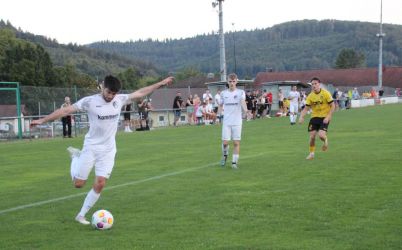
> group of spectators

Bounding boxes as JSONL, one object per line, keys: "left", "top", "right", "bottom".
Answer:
{"left": 122, "top": 98, "right": 153, "bottom": 132}
{"left": 173, "top": 90, "right": 221, "bottom": 126}
{"left": 331, "top": 87, "right": 388, "bottom": 111}
{"left": 245, "top": 90, "right": 273, "bottom": 120}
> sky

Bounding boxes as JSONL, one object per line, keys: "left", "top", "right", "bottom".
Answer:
{"left": 1, "top": 0, "right": 402, "bottom": 45}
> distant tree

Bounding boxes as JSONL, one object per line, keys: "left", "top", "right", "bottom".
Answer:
{"left": 117, "top": 67, "right": 141, "bottom": 90}
{"left": 174, "top": 67, "right": 203, "bottom": 81}
{"left": 335, "top": 48, "right": 366, "bottom": 69}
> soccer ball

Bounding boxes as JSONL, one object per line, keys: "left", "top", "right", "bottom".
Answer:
{"left": 91, "top": 209, "right": 114, "bottom": 230}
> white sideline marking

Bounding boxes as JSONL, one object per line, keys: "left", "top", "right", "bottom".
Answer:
{"left": 0, "top": 153, "right": 262, "bottom": 215}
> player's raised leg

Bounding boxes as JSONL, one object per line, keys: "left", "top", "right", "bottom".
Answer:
{"left": 67, "top": 146, "right": 81, "bottom": 181}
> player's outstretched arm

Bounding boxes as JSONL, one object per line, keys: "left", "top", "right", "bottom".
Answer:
{"left": 31, "top": 105, "right": 78, "bottom": 126}
{"left": 298, "top": 106, "right": 309, "bottom": 124}
{"left": 128, "top": 77, "right": 174, "bottom": 101}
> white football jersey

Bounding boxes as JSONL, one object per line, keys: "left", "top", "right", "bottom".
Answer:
{"left": 73, "top": 94, "right": 130, "bottom": 149}
{"left": 220, "top": 88, "right": 245, "bottom": 126}
{"left": 288, "top": 91, "right": 300, "bottom": 105}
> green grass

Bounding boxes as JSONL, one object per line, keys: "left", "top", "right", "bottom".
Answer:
{"left": 0, "top": 104, "right": 402, "bottom": 249}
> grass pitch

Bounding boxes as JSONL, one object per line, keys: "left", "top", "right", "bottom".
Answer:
{"left": 0, "top": 104, "right": 401, "bottom": 249}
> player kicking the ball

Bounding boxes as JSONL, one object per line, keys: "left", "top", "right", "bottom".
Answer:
{"left": 218, "top": 73, "right": 248, "bottom": 169}
{"left": 31, "top": 75, "right": 174, "bottom": 224}
{"left": 298, "top": 77, "right": 335, "bottom": 160}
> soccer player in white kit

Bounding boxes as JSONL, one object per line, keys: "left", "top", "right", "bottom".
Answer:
{"left": 288, "top": 85, "right": 300, "bottom": 125}
{"left": 218, "top": 73, "right": 248, "bottom": 169}
{"left": 31, "top": 75, "right": 174, "bottom": 225}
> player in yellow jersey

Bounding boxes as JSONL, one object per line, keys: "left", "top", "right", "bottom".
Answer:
{"left": 299, "top": 77, "right": 335, "bottom": 160}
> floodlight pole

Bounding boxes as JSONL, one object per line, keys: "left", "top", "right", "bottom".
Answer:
{"left": 213, "top": 0, "right": 227, "bottom": 82}
{"left": 232, "top": 23, "right": 237, "bottom": 74}
{"left": 376, "top": 0, "right": 385, "bottom": 89}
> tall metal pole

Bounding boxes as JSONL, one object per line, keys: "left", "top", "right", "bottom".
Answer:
{"left": 232, "top": 23, "right": 237, "bottom": 74}
{"left": 217, "top": 0, "right": 227, "bottom": 81}
{"left": 377, "top": 0, "right": 385, "bottom": 89}
{"left": 16, "top": 83, "right": 22, "bottom": 139}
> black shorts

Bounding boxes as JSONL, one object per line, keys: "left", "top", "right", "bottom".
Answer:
{"left": 279, "top": 101, "right": 284, "bottom": 108}
{"left": 308, "top": 117, "right": 330, "bottom": 132}
{"left": 124, "top": 112, "right": 131, "bottom": 120}
{"left": 139, "top": 111, "right": 148, "bottom": 120}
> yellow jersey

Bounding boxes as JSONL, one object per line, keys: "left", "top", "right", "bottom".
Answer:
{"left": 306, "top": 89, "right": 333, "bottom": 118}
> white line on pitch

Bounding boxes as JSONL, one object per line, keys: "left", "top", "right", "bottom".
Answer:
{"left": 0, "top": 153, "right": 262, "bottom": 215}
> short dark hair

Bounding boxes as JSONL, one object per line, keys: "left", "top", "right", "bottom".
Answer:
{"left": 310, "top": 77, "right": 321, "bottom": 83}
{"left": 103, "top": 75, "right": 121, "bottom": 92}
{"left": 228, "top": 73, "right": 238, "bottom": 81}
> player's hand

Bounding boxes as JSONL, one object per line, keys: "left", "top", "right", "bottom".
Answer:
{"left": 323, "top": 117, "right": 330, "bottom": 124}
{"left": 30, "top": 119, "right": 43, "bottom": 127}
{"left": 160, "top": 76, "right": 174, "bottom": 87}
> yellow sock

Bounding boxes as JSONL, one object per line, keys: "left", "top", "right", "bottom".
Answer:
{"left": 309, "top": 146, "right": 315, "bottom": 153}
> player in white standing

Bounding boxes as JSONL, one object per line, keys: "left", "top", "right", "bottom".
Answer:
{"left": 31, "top": 75, "right": 174, "bottom": 225}
{"left": 218, "top": 73, "right": 248, "bottom": 169}
{"left": 288, "top": 85, "right": 301, "bottom": 125}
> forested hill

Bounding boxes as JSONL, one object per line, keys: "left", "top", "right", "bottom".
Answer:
{"left": 89, "top": 20, "right": 402, "bottom": 79}
{"left": 0, "top": 20, "right": 160, "bottom": 87}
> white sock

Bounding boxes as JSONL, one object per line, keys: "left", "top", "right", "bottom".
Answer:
{"left": 78, "top": 189, "right": 100, "bottom": 217}
{"left": 70, "top": 156, "right": 79, "bottom": 181}
{"left": 293, "top": 114, "right": 297, "bottom": 123}
{"left": 290, "top": 114, "right": 293, "bottom": 123}
{"left": 222, "top": 144, "right": 229, "bottom": 156}
{"left": 232, "top": 154, "right": 239, "bottom": 163}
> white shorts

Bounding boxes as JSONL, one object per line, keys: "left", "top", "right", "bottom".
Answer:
{"left": 289, "top": 103, "right": 299, "bottom": 113}
{"left": 222, "top": 124, "right": 242, "bottom": 141}
{"left": 75, "top": 146, "right": 116, "bottom": 180}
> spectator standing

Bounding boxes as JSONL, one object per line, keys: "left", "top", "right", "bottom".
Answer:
{"left": 352, "top": 88, "right": 360, "bottom": 100}
{"left": 61, "top": 96, "right": 73, "bottom": 138}
{"left": 172, "top": 91, "right": 183, "bottom": 126}
{"left": 214, "top": 89, "right": 223, "bottom": 123}
{"left": 278, "top": 89, "right": 284, "bottom": 115}
{"left": 193, "top": 94, "right": 201, "bottom": 125}
{"left": 332, "top": 88, "right": 340, "bottom": 111}
{"left": 265, "top": 91, "right": 273, "bottom": 117}
{"left": 202, "top": 89, "right": 213, "bottom": 103}
{"left": 185, "top": 95, "right": 194, "bottom": 125}
{"left": 123, "top": 104, "right": 133, "bottom": 132}
{"left": 245, "top": 91, "right": 253, "bottom": 121}
{"left": 379, "top": 88, "right": 384, "bottom": 97}
{"left": 370, "top": 87, "right": 377, "bottom": 98}
{"left": 137, "top": 98, "right": 150, "bottom": 130}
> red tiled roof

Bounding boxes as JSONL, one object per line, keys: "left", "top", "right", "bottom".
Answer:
{"left": 254, "top": 67, "right": 402, "bottom": 88}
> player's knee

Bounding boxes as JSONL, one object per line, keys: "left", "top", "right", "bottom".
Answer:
{"left": 74, "top": 179, "right": 86, "bottom": 188}
{"left": 93, "top": 178, "right": 106, "bottom": 192}
{"left": 318, "top": 132, "right": 326, "bottom": 139}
